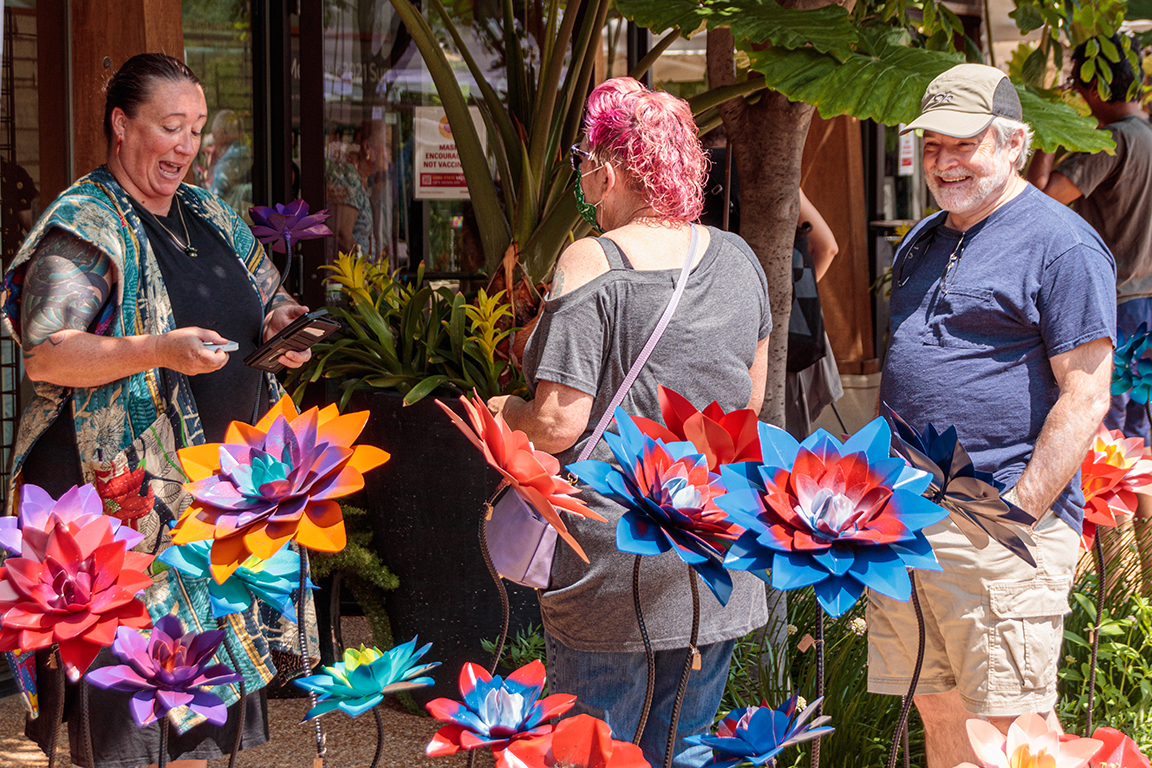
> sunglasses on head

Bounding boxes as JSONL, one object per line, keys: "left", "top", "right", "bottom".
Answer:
{"left": 569, "top": 144, "right": 594, "bottom": 171}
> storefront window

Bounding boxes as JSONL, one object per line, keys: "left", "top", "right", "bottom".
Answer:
{"left": 182, "top": 0, "right": 255, "bottom": 218}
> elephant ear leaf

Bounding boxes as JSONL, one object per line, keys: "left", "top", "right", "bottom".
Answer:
{"left": 615, "top": 0, "right": 856, "bottom": 55}
{"left": 1015, "top": 85, "right": 1115, "bottom": 154}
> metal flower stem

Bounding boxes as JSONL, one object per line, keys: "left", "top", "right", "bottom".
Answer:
{"left": 216, "top": 618, "right": 247, "bottom": 768}
{"left": 299, "top": 548, "right": 326, "bottom": 767}
{"left": 886, "top": 572, "right": 926, "bottom": 768}
{"left": 632, "top": 554, "right": 657, "bottom": 747}
{"left": 663, "top": 566, "right": 701, "bottom": 768}
{"left": 372, "top": 706, "right": 385, "bottom": 768}
{"left": 82, "top": 677, "right": 95, "bottom": 768}
{"left": 1087, "top": 534, "right": 1107, "bottom": 735}
{"left": 474, "top": 489, "right": 513, "bottom": 768}
{"left": 810, "top": 610, "right": 825, "bottom": 768}
{"left": 158, "top": 716, "right": 169, "bottom": 768}
{"left": 46, "top": 645, "right": 63, "bottom": 768}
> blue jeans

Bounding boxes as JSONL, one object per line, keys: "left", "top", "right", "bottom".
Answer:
{"left": 1106, "top": 297, "right": 1152, "bottom": 439}
{"left": 544, "top": 631, "right": 735, "bottom": 768}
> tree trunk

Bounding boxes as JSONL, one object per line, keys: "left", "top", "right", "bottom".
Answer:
{"left": 707, "top": 30, "right": 814, "bottom": 428}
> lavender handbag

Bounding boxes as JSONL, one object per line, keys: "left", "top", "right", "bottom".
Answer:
{"left": 483, "top": 226, "right": 701, "bottom": 589}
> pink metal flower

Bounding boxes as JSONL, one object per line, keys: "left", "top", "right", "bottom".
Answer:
{"left": 0, "top": 484, "right": 144, "bottom": 555}
{"left": 438, "top": 393, "right": 604, "bottom": 562}
{"left": 0, "top": 509, "right": 153, "bottom": 679}
{"left": 1080, "top": 425, "right": 1152, "bottom": 549}
{"left": 632, "top": 385, "right": 761, "bottom": 471}
{"left": 957, "top": 714, "right": 1102, "bottom": 768}
{"left": 1088, "top": 726, "right": 1151, "bottom": 768}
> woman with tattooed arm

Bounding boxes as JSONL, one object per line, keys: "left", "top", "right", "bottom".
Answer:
{"left": 1, "top": 54, "right": 308, "bottom": 768}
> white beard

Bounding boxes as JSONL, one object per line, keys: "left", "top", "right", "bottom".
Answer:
{"left": 927, "top": 153, "right": 1015, "bottom": 215}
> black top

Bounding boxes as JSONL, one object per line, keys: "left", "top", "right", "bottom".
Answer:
{"left": 130, "top": 194, "right": 268, "bottom": 442}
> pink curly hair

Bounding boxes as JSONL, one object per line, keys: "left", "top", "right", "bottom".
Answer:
{"left": 582, "top": 77, "right": 707, "bottom": 222}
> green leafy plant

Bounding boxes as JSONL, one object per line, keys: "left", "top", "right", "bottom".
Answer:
{"left": 288, "top": 251, "right": 528, "bottom": 406}
{"left": 1058, "top": 566, "right": 1152, "bottom": 750}
{"left": 480, "top": 622, "right": 548, "bottom": 675}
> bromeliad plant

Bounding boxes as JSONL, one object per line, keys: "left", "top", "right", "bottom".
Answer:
{"left": 289, "top": 253, "right": 528, "bottom": 406}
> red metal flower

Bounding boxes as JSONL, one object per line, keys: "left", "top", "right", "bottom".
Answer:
{"left": 438, "top": 393, "right": 604, "bottom": 561}
{"left": 1080, "top": 425, "right": 1152, "bottom": 549}
{"left": 632, "top": 385, "right": 761, "bottom": 471}
{"left": 0, "top": 512, "right": 153, "bottom": 678}
{"left": 502, "top": 714, "right": 651, "bottom": 768}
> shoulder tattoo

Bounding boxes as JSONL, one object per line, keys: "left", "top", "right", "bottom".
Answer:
{"left": 21, "top": 229, "right": 113, "bottom": 356}
{"left": 550, "top": 269, "right": 565, "bottom": 300}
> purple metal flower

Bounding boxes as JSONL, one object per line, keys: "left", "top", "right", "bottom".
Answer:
{"left": 0, "top": 484, "right": 144, "bottom": 556}
{"left": 85, "top": 615, "right": 243, "bottom": 728}
{"left": 248, "top": 199, "right": 332, "bottom": 254}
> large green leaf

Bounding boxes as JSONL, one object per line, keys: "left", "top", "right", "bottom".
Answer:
{"left": 1016, "top": 86, "right": 1115, "bottom": 153}
{"left": 745, "top": 30, "right": 961, "bottom": 124}
{"left": 615, "top": 0, "right": 856, "bottom": 55}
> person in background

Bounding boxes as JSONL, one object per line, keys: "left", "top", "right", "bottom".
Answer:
{"left": 2, "top": 158, "right": 39, "bottom": 268}
{"left": 3, "top": 52, "right": 311, "bottom": 768}
{"left": 207, "top": 109, "right": 252, "bottom": 215}
{"left": 1028, "top": 36, "right": 1152, "bottom": 594}
{"left": 869, "top": 63, "right": 1113, "bottom": 768}
{"left": 488, "top": 77, "right": 770, "bottom": 768}
{"left": 326, "top": 138, "right": 373, "bottom": 257}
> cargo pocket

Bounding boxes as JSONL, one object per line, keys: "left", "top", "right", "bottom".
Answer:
{"left": 986, "top": 578, "right": 1071, "bottom": 692}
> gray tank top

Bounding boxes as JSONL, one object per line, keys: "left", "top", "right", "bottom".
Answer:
{"left": 521, "top": 226, "right": 772, "bottom": 652}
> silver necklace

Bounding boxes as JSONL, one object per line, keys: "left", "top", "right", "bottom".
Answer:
{"left": 145, "top": 196, "right": 198, "bottom": 257}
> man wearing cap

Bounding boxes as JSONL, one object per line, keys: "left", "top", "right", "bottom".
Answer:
{"left": 868, "top": 63, "right": 1115, "bottom": 767}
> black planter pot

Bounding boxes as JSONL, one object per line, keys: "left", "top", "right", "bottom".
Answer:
{"left": 348, "top": 389, "right": 542, "bottom": 703}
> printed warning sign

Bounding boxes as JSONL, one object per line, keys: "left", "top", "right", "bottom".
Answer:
{"left": 414, "top": 106, "right": 486, "bottom": 200}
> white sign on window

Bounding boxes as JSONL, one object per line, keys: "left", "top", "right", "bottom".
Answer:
{"left": 897, "top": 124, "right": 916, "bottom": 177}
{"left": 414, "top": 107, "right": 486, "bottom": 200}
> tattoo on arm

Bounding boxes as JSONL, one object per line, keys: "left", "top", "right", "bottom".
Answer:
{"left": 252, "top": 251, "right": 285, "bottom": 305}
{"left": 268, "top": 290, "right": 297, "bottom": 312}
{"left": 21, "top": 229, "right": 113, "bottom": 357}
{"left": 550, "top": 269, "right": 565, "bottom": 299}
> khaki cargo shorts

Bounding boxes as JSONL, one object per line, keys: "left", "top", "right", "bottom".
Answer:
{"left": 866, "top": 496, "right": 1080, "bottom": 717}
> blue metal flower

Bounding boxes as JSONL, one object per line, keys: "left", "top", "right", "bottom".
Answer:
{"left": 293, "top": 637, "right": 439, "bottom": 720}
{"left": 1112, "top": 323, "right": 1152, "bottom": 403}
{"left": 567, "top": 408, "right": 741, "bottom": 606}
{"left": 157, "top": 540, "right": 310, "bottom": 620}
{"left": 718, "top": 417, "right": 948, "bottom": 617}
{"left": 685, "top": 694, "right": 833, "bottom": 768}
{"left": 425, "top": 659, "right": 575, "bottom": 756}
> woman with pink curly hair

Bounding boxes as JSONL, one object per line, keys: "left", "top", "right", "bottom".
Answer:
{"left": 488, "top": 77, "right": 772, "bottom": 768}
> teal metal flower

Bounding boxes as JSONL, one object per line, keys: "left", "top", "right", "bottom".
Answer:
{"left": 293, "top": 637, "right": 439, "bottom": 719}
{"left": 1112, "top": 323, "right": 1152, "bottom": 403}
{"left": 157, "top": 540, "right": 310, "bottom": 619}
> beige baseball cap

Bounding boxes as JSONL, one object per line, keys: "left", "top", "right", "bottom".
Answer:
{"left": 901, "top": 64, "right": 1024, "bottom": 138}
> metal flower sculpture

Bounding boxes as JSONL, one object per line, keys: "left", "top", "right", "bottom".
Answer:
{"left": 503, "top": 714, "right": 651, "bottom": 768}
{"left": 293, "top": 637, "right": 440, "bottom": 720}
{"left": 438, "top": 393, "right": 604, "bottom": 561}
{"left": 425, "top": 659, "right": 576, "bottom": 758}
{"left": 85, "top": 615, "right": 242, "bottom": 728}
{"left": 158, "top": 540, "right": 309, "bottom": 619}
{"left": 957, "top": 714, "right": 1102, "bottom": 768}
{"left": 0, "top": 483, "right": 144, "bottom": 555}
{"left": 567, "top": 407, "right": 741, "bottom": 605}
{"left": 171, "top": 395, "right": 391, "bottom": 583}
{"left": 886, "top": 407, "right": 1037, "bottom": 566}
{"left": 1080, "top": 425, "right": 1152, "bottom": 549}
{"left": 248, "top": 199, "right": 332, "bottom": 254}
{"left": 632, "top": 385, "right": 761, "bottom": 471}
{"left": 1088, "top": 726, "right": 1152, "bottom": 768}
{"left": 684, "top": 694, "right": 833, "bottom": 768}
{"left": 718, "top": 417, "right": 948, "bottom": 617}
{"left": 0, "top": 509, "right": 153, "bottom": 678}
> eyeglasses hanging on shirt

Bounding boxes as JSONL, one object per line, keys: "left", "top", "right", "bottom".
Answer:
{"left": 893, "top": 213, "right": 980, "bottom": 295}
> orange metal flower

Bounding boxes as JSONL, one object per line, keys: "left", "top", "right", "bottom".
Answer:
{"left": 437, "top": 394, "right": 604, "bottom": 562}
{"left": 172, "top": 395, "right": 391, "bottom": 583}
{"left": 632, "top": 385, "right": 761, "bottom": 472}
{"left": 1080, "top": 425, "right": 1152, "bottom": 549}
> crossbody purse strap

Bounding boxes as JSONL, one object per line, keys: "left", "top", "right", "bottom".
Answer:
{"left": 575, "top": 224, "right": 700, "bottom": 463}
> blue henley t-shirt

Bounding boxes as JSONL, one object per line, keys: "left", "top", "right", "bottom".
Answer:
{"left": 880, "top": 184, "right": 1116, "bottom": 533}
